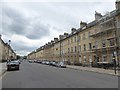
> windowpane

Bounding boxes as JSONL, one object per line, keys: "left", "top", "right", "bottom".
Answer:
{"left": 89, "top": 43, "right": 92, "bottom": 50}
{"left": 102, "top": 40, "right": 106, "bottom": 47}
{"left": 84, "top": 44, "right": 86, "bottom": 51}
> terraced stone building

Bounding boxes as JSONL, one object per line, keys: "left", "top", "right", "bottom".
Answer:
{"left": 0, "top": 35, "right": 17, "bottom": 62}
{"left": 27, "top": 1, "right": 120, "bottom": 66}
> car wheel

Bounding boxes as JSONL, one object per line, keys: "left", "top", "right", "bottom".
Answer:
{"left": 7, "top": 68, "right": 10, "bottom": 71}
{"left": 17, "top": 67, "right": 19, "bottom": 70}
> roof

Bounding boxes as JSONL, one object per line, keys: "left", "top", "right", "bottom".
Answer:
{"left": 28, "top": 8, "right": 120, "bottom": 55}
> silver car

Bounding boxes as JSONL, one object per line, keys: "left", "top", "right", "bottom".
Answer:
{"left": 7, "top": 60, "right": 20, "bottom": 71}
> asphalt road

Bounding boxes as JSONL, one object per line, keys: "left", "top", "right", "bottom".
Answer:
{"left": 2, "top": 60, "right": 118, "bottom": 88}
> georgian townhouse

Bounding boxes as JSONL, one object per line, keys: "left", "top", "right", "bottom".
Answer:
{"left": 27, "top": 1, "right": 120, "bottom": 66}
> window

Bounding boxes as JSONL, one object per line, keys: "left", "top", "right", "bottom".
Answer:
{"left": 109, "top": 39, "right": 115, "bottom": 46}
{"left": 89, "top": 55, "right": 92, "bottom": 63}
{"left": 83, "top": 33, "right": 86, "bottom": 40}
{"left": 71, "top": 38, "right": 73, "bottom": 43}
{"left": 102, "top": 55, "right": 107, "bottom": 62}
{"left": 68, "top": 48, "right": 70, "bottom": 53}
{"left": 95, "top": 41, "right": 98, "bottom": 49}
{"left": 88, "top": 32, "right": 91, "bottom": 39}
{"left": 84, "top": 56, "right": 86, "bottom": 62}
{"left": 119, "top": 36, "right": 120, "bottom": 44}
{"left": 71, "top": 47, "right": 73, "bottom": 53}
{"left": 74, "top": 46, "right": 77, "bottom": 52}
{"left": 68, "top": 39, "right": 70, "bottom": 44}
{"left": 102, "top": 40, "right": 106, "bottom": 47}
{"left": 74, "top": 36, "right": 76, "bottom": 42}
{"left": 78, "top": 45, "right": 81, "bottom": 52}
{"left": 83, "top": 44, "right": 86, "bottom": 51}
{"left": 79, "top": 56, "right": 82, "bottom": 63}
{"left": 89, "top": 43, "right": 92, "bottom": 50}
{"left": 78, "top": 35, "right": 81, "bottom": 41}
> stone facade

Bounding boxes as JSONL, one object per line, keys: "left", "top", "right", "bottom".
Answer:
{"left": 27, "top": 1, "right": 120, "bottom": 66}
{"left": 0, "top": 35, "right": 17, "bottom": 62}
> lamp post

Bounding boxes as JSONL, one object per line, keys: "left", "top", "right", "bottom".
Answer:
{"left": 8, "top": 40, "right": 11, "bottom": 60}
{"left": 35, "top": 50, "right": 36, "bottom": 60}
{"left": 13, "top": 50, "right": 16, "bottom": 60}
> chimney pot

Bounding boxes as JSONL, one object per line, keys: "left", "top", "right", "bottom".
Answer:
{"left": 71, "top": 28, "right": 77, "bottom": 34}
{"left": 80, "top": 21, "right": 87, "bottom": 28}
{"left": 116, "top": 0, "right": 120, "bottom": 10}
{"left": 54, "top": 38, "right": 58, "bottom": 42}
{"left": 95, "top": 11, "right": 102, "bottom": 20}
{"left": 64, "top": 33, "right": 69, "bottom": 37}
{"left": 59, "top": 35, "right": 64, "bottom": 40}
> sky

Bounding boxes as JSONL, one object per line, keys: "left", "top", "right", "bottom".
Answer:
{"left": 0, "top": 0, "right": 116, "bottom": 56}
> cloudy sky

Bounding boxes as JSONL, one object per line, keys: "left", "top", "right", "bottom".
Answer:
{"left": 0, "top": 0, "right": 116, "bottom": 56}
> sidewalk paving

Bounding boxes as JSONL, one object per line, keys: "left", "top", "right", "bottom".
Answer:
{"left": 0, "top": 62, "right": 7, "bottom": 90}
{"left": 67, "top": 65, "right": 119, "bottom": 76}
{"left": 0, "top": 62, "right": 7, "bottom": 77}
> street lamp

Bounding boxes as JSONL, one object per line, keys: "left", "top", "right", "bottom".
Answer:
{"left": 8, "top": 40, "right": 11, "bottom": 45}
{"left": 8, "top": 40, "right": 11, "bottom": 60}
{"left": 13, "top": 50, "right": 16, "bottom": 60}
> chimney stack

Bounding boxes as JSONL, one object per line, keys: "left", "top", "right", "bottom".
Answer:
{"left": 54, "top": 38, "right": 58, "bottom": 42}
{"left": 51, "top": 40, "right": 54, "bottom": 43}
{"left": 64, "top": 33, "right": 69, "bottom": 37}
{"left": 95, "top": 11, "right": 102, "bottom": 20}
{"left": 71, "top": 28, "right": 77, "bottom": 34}
{"left": 80, "top": 21, "right": 87, "bottom": 28}
{"left": 116, "top": 0, "right": 120, "bottom": 10}
{"left": 59, "top": 35, "right": 64, "bottom": 40}
{"left": 48, "top": 42, "right": 51, "bottom": 45}
{"left": 45, "top": 43, "right": 48, "bottom": 46}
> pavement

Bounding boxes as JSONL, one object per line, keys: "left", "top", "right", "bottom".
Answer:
{"left": 67, "top": 65, "right": 119, "bottom": 76}
{"left": 0, "top": 62, "right": 7, "bottom": 77}
{"left": 2, "top": 61, "right": 118, "bottom": 88}
{"left": 0, "top": 62, "right": 7, "bottom": 90}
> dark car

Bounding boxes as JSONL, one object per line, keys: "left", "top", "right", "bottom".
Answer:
{"left": 36, "top": 60, "right": 42, "bottom": 63}
{"left": 7, "top": 60, "right": 20, "bottom": 71}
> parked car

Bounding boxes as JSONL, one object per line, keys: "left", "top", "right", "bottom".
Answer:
{"left": 41, "top": 61, "right": 46, "bottom": 64}
{"left": 7, "top": 60, "right": 20, "bottom": 71}
{"left": 45, "top": 61, "right": 50, "bottom": 65}
{"left": 29, "top": 60, "right": 34, "bottom": 63}
{"left": 50, "top": 61, "right": 57, "bottom": 66}
{"left": 16, "top": 60, "right": 21, "bottom": 64}
{"left": 57, "top": 61, "right": 66, "bottom": 68}
{"left": 34, "top": 60, "right": 37, "bottom": 63}
{"left": 36, "top": 60, "right": 42, "bottom": 63}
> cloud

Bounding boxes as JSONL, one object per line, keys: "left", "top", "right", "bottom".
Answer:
{"left": 25, "top": 18, "right": 50, "bottom": 39}
{"left": 2, "top": 6, "right": 28, "bottom": 35}
{"left": 13, "top": 42, "right": 37, "bottom": 51}
{"left": 1, "top": 0, "right": 116, "bottom": 56}
{"left": 12, "top": 34, "right": 51, "bottom": 55}
{"left": 2, "top": 4, "right": 50, "bottom": 39}
{"left": 1, "top": 0, "right": 116, "bottom": 3}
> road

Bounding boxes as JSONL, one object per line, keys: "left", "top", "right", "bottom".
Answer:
{"left": 2, "top": 60, "right": 118, "bottom": 88}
